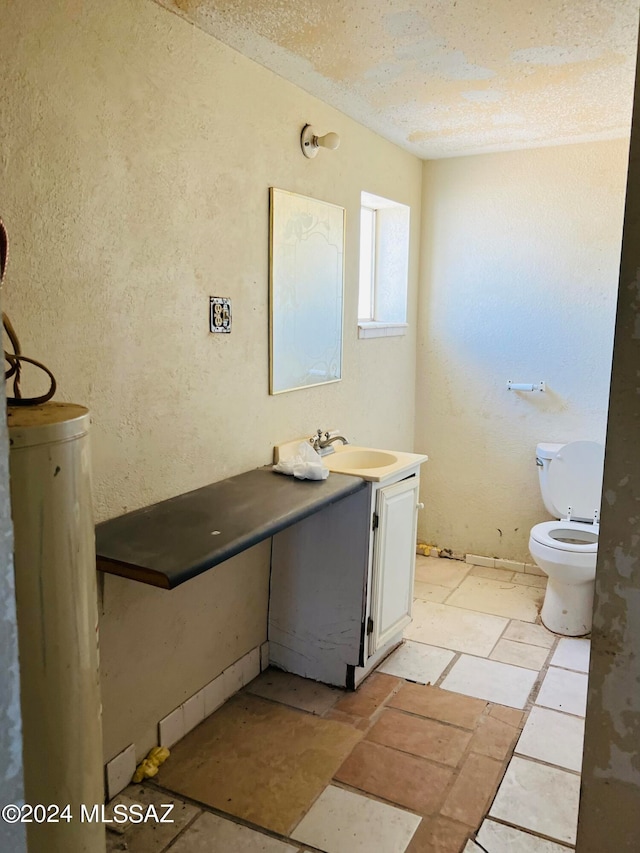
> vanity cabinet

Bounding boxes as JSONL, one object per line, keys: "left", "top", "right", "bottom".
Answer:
{"left": 269, "top": 465, "right": 422, "bottom": 688}
{"left": 370, "top": 476, "right": 420, "bottom": 655}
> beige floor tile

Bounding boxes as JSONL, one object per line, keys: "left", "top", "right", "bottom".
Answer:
{"left": 550, "top": 637, "right": 591, "bottom": 673}
{"left": 535, "top": 667, "right": 588, "bottom": 717}
{"left": 477, "top": 819, "right": 570, "bottom": 852}
{"left": 406, "top": 816, "right": 471, "bottom": 853}
{"left": 441, "top": 655, "right": 538, "bottom": 709}
{"left": 489, "top": 757, "right": 580, "bottom": 845}
{"left": 515, "top": 706, "right": 585, "bottom": 772}
{"left": 105, "top": 785, "right": 199, "bottom": 852}
{"left": 414, "top": 580, "right": 451, "bottom": 603}
{"left": 334, "top": 739, "right": 453, "bottom": 815}
{"left": 469, "top": 714, "right": 520, "bottom": 761}
{"left": 440, "top": 753, "right": 504, "bottom": 827}
{"left": 169, "top": 811, "right": 299, "bottom": 852}
{"left": 367, "top": 708, "right": 472, "bottom": 767}
{"left": 377, "top": 640, "right": 455, "bottom": 685}
{"left": 489, "top": 705, "right": 524, "bottom": 727}
{"left": 322, "top": 708, "right": 371, "bottom": 732}
{"left": 503, "top": 620, "right": 555, "bottom": 648}
{"left": 468, "top": 566, "right": 514, "bottom": 581}
{"left": 489, "top": 639, "right": 550, "bottom": 671}
{"left": 245, "top": 668, "right": 340, "bottom": 715}
{"left": 291, "top": 785, "right": 421, "bottom": 853}
{"left": 405, "top": 600, "right": 508, "bottom": 657}
{"left": 157, "top": 694, "right": 361, "bottom": 836}
{"left": 389, "top": 684, "right": 487, "bottom": 730}
{"left": 415, "top": 556, "right": 471, "bottom": 589}
{"left": 332, "top": 672, "right": 401, "bottom": 719}
{"left": 510, "top": 573, "right": 547, "bottom": 589}
{"left": 446, "top": 577, "right": 544, "bottom": 623}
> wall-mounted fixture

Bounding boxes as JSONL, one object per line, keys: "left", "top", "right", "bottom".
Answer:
{"left": 301, "top": 124, "right": 340, "bottom": 158}
{"left": 210, "top": 296, "right": 231, "bottom": 334}
{"left": 507, "top": 380, "right": 546, "bottom": 392}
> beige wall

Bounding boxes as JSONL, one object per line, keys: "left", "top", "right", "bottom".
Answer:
{"left": 0, "top": 0, "right": 422, "bottom": 760}
{"left": 416, "top": 141, "right": 628, "bottom": 562}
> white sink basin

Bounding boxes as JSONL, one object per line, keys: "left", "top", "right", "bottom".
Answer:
{"left": 324, "top": 444, "right": 428, "bottom": 482}
{"left": 326, "top": 449, "right": 398, "bottom": 470}
{"left": 273, "top": 438, "right": 428, "bottom": 483}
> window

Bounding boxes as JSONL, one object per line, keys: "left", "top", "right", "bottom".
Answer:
{"left": 358, "top": 191, "right": 410, "bottom": 338}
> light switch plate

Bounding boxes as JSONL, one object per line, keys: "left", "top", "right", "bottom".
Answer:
{"left": 210, "top": 297, "right": 231, "bottom": 333}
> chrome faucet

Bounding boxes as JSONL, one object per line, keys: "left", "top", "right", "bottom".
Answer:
{"left": 310, "top": 429, "right": 350, "bottom": 456}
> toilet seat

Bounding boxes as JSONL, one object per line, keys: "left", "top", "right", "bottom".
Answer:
{"left": 530, "top": 520, "right": 598, "bottom": 553}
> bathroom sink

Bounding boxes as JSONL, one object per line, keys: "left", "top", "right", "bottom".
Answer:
{"left": 324, "top": 444, "right": 428, "bottom": 482}
{"left": 273, "top": 438, "right": 428, "bottom": 483}
{"left": 327, "top": 449, "right": 398, "bottom": 470}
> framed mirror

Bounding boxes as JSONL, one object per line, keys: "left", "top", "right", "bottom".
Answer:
{"left": 269, "top": 188, "right": 345, "bottom": 394}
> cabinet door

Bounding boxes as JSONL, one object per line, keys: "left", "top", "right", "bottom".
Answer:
{"left": 370, "top": 477, "right": 420, "bottom": 654}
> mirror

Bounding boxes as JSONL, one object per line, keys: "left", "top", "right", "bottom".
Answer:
{"left": 269, "top": 188, "right": 345, "bottom": 394}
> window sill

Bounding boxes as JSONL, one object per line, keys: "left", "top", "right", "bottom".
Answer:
{"left": 358, "top": 322, "right": 408, "bottom": 339}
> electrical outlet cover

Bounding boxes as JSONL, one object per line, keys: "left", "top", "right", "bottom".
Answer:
{"left": 210, "top": 297, "right": 231, "bottom": 333}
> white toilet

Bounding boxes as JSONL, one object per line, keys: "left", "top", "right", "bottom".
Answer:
{"left": 529, "top": 440, "right": 604, "bottom": 636}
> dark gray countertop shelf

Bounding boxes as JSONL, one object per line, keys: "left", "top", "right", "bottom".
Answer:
{"left": 95, "top": 466, "right": 367, "bottom": 589}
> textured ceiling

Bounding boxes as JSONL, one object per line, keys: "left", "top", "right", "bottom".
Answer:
{"left": 154, "top": 0, "right": 639, "bottom": 158}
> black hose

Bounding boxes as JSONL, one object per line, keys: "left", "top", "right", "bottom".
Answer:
{"left": 0, "top": 217, "right": 57, "bottom": 406}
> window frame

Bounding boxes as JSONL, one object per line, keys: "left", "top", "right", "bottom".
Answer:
{"left": 357, "top": 192, "right": 410, "bottom": 339}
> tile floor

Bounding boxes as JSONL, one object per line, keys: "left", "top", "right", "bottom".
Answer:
{"left": 107, "top": 556, "right": 590, "bottom": 853}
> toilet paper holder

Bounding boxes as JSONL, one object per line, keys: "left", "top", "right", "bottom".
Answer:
{"left": 507, "top": 380, "right": 546, "bottom": 392}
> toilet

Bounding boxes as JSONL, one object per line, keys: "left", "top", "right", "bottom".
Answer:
{"left": 529, "top": 440, "right": 604, "bottom": 636}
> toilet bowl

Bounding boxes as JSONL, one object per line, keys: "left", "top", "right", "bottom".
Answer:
{"left": 529, "top": 441, "right": 604, "bottom": 636}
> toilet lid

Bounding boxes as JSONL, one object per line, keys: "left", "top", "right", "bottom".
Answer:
{"left": 548, "top": 440, "right": 605, "bottom": 522}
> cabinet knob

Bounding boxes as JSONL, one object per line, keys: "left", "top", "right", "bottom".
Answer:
{"left": 416, "top": 502, "right": 425, "bottom": 511}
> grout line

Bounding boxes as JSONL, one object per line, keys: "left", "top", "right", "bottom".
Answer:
{"left": 530, "top": 703, "right": 587, "bottom": 721}
{"left": 483, "top": 815, "right": 576, "bottom": 849}
{"left": 441, "top": 586, "right": 455, "bottom": 604}
{"left": 329, "top": 778, "right": 425, "bottom": 817}
{"left": 434, "top": 650, "right": 462, "bottom": 686}
{"left": 383, "top": 702, "right": 482, "bottom": 734}
{"left": 160, "top": 808, "right": 203, "bottom": 852}
{"left": 146, "top": 778, "right": 308, "bottom": 849}
{"left": 492, "top": 615, "right": 516, "bottom": 651}
{"left": 464, "top": 729, "right": 518, "bottom": 841}
{"left": 547, "top": 663, "right": 590, "bottom": 674}
{"left": 241, "top": 687, "right": 342, "bottom": 719}
{"left": 512, "top": 749, "right": 583, "bottom": 777}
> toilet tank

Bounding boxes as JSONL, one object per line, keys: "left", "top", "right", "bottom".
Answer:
{"left": 536, "top": 442, "right": 564, "bottom": 518}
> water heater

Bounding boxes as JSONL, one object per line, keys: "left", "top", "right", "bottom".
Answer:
{"left": 8, "top": 402, "right": 105, "bottom": 853}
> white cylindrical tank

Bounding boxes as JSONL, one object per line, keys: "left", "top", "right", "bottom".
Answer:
{"left": 8, "top": 403, "right": 105, "bottom": 853}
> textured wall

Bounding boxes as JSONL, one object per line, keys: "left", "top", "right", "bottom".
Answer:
{"left": 416, "top": 140, "right": 628, "bottom": 562}
{"left": 577, "top": 43, "right": 640, "bottom": 852}
{"left": 0, "top": 0, "right": 421, "bottom": 760}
